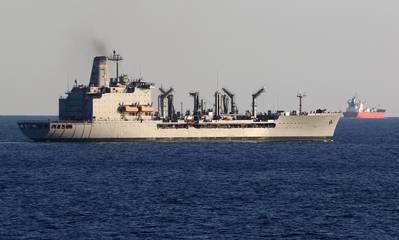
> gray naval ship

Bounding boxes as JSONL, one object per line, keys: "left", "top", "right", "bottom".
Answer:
{"left": 18, "top": 51, "right": 341, "bottom": 142}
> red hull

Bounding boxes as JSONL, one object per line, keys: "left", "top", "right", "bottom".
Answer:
{"left": 343, "top": 112, "right": 385, "bottom": 119}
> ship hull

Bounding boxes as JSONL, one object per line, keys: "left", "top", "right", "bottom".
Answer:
{"left": 18, "top": 114, "right": 341, "bottom": 142}
{"left": 343, "top": 112, "right": 384, "bottom": 119}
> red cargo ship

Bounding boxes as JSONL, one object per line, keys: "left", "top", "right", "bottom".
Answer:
{"left": 343, "top": 95, "right": 385, "bottom": 119}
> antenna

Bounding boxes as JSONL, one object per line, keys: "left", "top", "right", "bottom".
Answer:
{"left": 139, "top": 64, "right": 143, "bottom": 78}
{"left": 217, "top": 71, "right": 220, "bottom": 90}
{"left": 297, "top": 92, "right": 307, "bottom": 114}
{"left": 66, "top": 72, "right": 70, "bottom": 92}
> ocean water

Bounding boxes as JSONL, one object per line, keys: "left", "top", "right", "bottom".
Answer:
{"left": 0, "top": 116, "right": 399, "bottom": 239}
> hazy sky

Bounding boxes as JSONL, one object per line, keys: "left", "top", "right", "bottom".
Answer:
{"left": 1, "top": 0, "right": 398, "bottom": 116}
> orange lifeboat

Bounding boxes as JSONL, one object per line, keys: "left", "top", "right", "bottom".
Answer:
{"left": 122, "top": 106, "right": 139, "bottom": 113}
{"left": 139, "top": 106, "right": 155, "bottom": 113}
{"left": 187, "top": 120, "right": 195, "bottom": 126}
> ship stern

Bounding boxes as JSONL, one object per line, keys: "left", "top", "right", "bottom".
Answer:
{"left": 17, "top": 121, "right": 52, "bottom": 141}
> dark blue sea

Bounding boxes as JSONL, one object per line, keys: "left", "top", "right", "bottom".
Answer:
{"left": 0, "top": 116, "right": 399, "bottom": 239}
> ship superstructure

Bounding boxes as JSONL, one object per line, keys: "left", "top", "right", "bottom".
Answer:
{"left": 18, "top": 51, "right": 341, "bottom": 141}
{"left": 343, "top": 95, "right": 385, "bottom": 119}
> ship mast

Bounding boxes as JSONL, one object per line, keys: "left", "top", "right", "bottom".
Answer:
{"left": 297, "top": 92, "right": 306, "bottom": 115}
{"left": 108, "top": 50, "right": 123, "bottom": 80}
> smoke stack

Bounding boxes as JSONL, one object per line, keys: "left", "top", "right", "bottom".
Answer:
{"left": 89, "top": 56, "right": 108, "bottom": 87}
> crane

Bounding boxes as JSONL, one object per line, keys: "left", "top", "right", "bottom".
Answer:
{"left": 222, "top": 87, "right": 238, "bottom": 114}
{"left": 189, "top": 91, "right": 200, "bottom": 119}
{"left": 158, "top": 87, "right": 174, "bottom": 119}
{"left": 252, "top": 87, "right": 265, "bottom": 118}
{"left": 214, "top": 91, "right": 222, "bottom": 119}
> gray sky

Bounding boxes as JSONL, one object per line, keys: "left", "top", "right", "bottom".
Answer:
{"left": 1, "top": 0, "right": 398, "bottom": 116}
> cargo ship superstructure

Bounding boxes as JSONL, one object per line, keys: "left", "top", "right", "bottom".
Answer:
{"left": 18, "top": 51, "right": 341, "bottom": 142}
{"left": 343, "top": 95, "right": 385, "bottom": 119}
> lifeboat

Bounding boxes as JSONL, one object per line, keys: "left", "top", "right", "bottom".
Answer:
{"left": 139, "top": 106, "right": 155, "bottom": 113}
{"left": 122, "top": 106, "right": 139, "bottom": 113}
